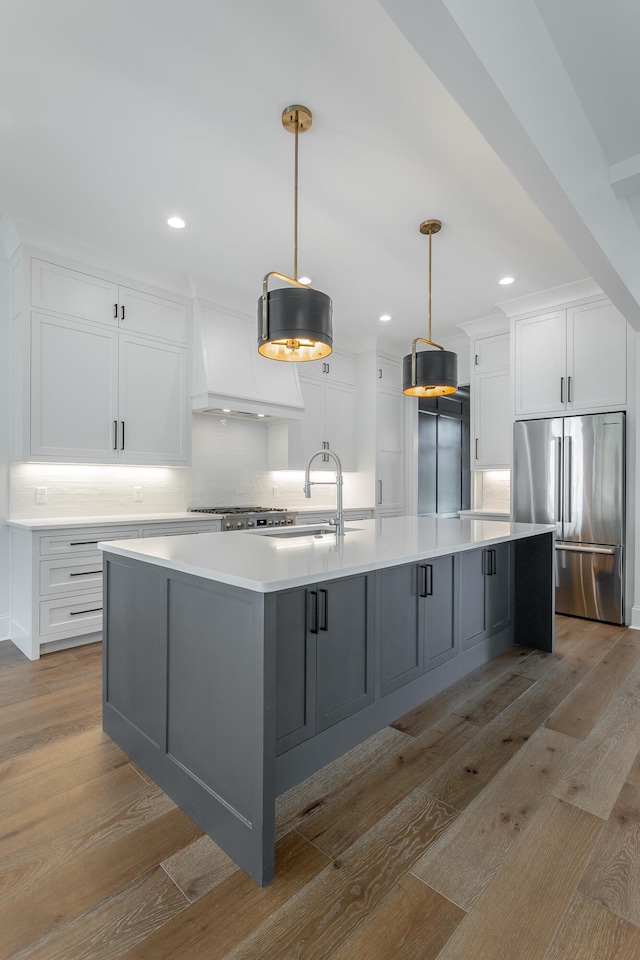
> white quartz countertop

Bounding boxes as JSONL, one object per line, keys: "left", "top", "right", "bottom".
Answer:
{"left": 6, "top": 512, "right": 222, "bottom": 531}
{"left": 99, "top": 516, "right": 555, "bottom": 594}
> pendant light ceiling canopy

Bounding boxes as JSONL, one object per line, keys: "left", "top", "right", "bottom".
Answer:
{"left": 403, "top": 219, "right": 458, "bottom": 397}
{"left": 257, "top": 105, "right": 333, "bottom": 362}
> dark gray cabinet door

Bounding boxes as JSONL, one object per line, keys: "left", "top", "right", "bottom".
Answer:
{"left": 460, "top": 543, "right": 512, "bottom": 649}
{"left": 274, "top": 588, "right": 316, "bottom": 755}
{"left": 315, "top": 574, "right": 374, "bottom": 733}
{"left": 378, "top": 563, "right": 422, "bottom": 696}
{"left": 459, "top": 547, "right": 487, "bottom": 649}
{"left": 422, "top": 554, "right": 457, "bottom": 668}
{"left": 486, "top": 541, "right": 512, "bottom": 636}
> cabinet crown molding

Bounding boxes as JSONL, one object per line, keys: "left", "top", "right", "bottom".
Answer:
{"left": 497, "top": 278, "right": 603, "bottom": 318}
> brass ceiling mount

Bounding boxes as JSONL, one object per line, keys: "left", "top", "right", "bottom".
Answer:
{"left": 419, "top": 218, "right": 442, "bottom": 236}
{"left": 282, "top": 105, "right": 313, "bottom": 133}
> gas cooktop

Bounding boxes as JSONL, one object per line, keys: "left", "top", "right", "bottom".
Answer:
{"left": 188, "top": 506, "right": 298, "bottom": 530}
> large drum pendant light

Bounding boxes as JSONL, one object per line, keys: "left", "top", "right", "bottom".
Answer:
{"left": 403, "top": 219, "right": 458, "bottom": 397}
{"left": 258, "top": 105, "right": 333, "bottom": 361}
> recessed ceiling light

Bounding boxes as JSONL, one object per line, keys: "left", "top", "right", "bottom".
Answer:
{"left": 297, "top": 276, "right": 312, "bottom": 285}
{"left": 222, "top": 408, "right": 231, "bottom": 413}
{"left": 167, "top": 216, "right": 189, "bottom": 229}
{"left": 257, "top": 413, "right": 266, "bottom": 418}
{"left": 379, "top": 314, "right": 392, "bottom": 322}
{"left": 499, "top": 276, "right": 515, "bottom": 285}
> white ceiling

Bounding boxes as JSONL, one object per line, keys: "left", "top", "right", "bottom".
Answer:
{"left": 1, "top": 0, "right": 636, "bottom": 352}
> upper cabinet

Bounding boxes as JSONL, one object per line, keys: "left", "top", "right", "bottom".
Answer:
{"left": 267, "top": 352, "right": 356, "bottom": 471}
{"left": 13, "top": 252, "right": 190, "bottom": 465}
{"left": 471, "top": 332, "right": 511, "bottom": 469}
{"left": 513, "top": 299, "right": 627, "bottom": 418}
{"left": 355, "top": 350, "right": 404, "bottom": 516}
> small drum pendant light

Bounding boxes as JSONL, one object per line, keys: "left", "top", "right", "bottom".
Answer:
{"left": 403, "top": 219, "right": 458, "bottom": 397}
{"left": 258, "top": 105, "right": 333, "bottom": 361}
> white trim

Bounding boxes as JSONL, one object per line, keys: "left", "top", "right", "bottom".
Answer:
{"left": 496, "top": 278, "right": 603, "bottom": 318}
{"left": 630, "top": 606, "right": 640, "bottom": 630}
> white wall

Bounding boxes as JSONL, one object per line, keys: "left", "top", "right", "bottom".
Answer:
{"left": 10, "top": 413, "right": 367, "bottom": 519}
{"left": 0, "top": 257, "right": 10, "bottom": 638}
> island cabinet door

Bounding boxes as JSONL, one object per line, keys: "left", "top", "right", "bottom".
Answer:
{"left": 274, "top": 587, "right": 316, "bottom": 756}
{"left": 377, "top": 563, "right": 422, "bottom": 697}
{"left": 485, "top": 541, "right": 512, "bottom": 636}
{"left": 460, "top": 543, "right": 513, "bottom": 650}
{"left": 314, "top": 574, "right": 374, "bottom": 733}
{"left": 421, "top": 554, "right": 458, "bottom": 669}
{"left": 459, "top": 547, "right": 487, "bottom": 650}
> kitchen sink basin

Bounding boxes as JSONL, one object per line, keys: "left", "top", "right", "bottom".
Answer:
{"left": 248, "top": 525, "right": 361, "bottom": 539}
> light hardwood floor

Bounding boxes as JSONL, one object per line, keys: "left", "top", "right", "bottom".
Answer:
{"left": 1, "top": 616, "right": 639, "bottom": 959}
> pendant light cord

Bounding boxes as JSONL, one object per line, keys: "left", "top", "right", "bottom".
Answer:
{"left": 293, "top": 109, "right": 299, "bottom": 282}
{"left": 427, "top": 226, "right": 432, "bottom": 343}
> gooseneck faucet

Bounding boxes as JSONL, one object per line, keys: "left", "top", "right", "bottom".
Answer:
{"left": 304, "top": 448, "right": 344, "bottom": 537}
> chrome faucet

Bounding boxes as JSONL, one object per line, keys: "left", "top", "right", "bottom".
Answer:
{"left": 304, "top": 448, "right": 344, "bottom": 537}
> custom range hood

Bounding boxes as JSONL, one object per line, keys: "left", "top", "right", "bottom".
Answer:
{"left": 191, "top": 298, "right": 305, "bottom": 420}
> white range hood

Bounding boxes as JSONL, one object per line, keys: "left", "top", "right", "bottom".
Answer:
{"left": 191, "top": 298, "right": 305, "bottom": 420}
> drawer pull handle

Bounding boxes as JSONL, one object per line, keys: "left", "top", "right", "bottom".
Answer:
{"left": 69, "top": 607, "right": 103, "bottom": 616}
{"left": 69, "top": 541, "right": 99, "bottom": 546}
{"left": 69, "top": 570, "right": 102, "bottom": 577}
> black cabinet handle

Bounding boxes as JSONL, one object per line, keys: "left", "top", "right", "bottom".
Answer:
{"left": 309, "top": 591, "right": 319, "bottom": 634}
{"left": 121, "top": 421, "right": 125, "bottom": 451}
{"left": 69, "top": 540, "right": 99, "bottom": 546}
{"left": 419, "top": 565, "right": 428, "bottom": 598}
{"left": 426, "top": 564, "right": 433, "bottom": 596}
{"left": 319, "top": 589, "right": 328, "bottom": 631}
{"left": 560, "top": 377, "right": 565, "bottom": 404}
{"left": 568, "top": 375, "right": 572, "bottom": 403}
{"left": 121, "top": 304, "right": 125, "bottom": 321}
{"left": 113, "top": 420, "right": 118, "bottom": 450}
{"left": 114, "top": 303, "right": 118, "bottom": 319}
{"left": 69, "top": 607, "right": 103, "bottom": 616}
{"left": 485, "top": 548, "right": 496, "bottom": 576}
{"left": 69, "top": 570, "right": 102, "bottom": 577}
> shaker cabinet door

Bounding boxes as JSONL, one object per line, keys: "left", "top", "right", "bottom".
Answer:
{"left": 118, "top": 334, "right": 189, "bottom": 464}
{"left": 30, "top": 312, "right": 119, "bottom": 460}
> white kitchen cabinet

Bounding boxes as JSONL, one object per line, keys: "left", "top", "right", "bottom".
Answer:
{"left": 9, "top": 516, "right": 221, "bottom": 660}
{"left": 354, "top": 350, "right": 404, "bottom": 517}
{"left": 29, "top": 314, "right": 188, "bottom": 463}
{"left": 474, "top": 370, "right": 511, "bottom": 467}
{"left": 267, "top": 351, "right": 356, "bottom": 471}
{"left": 469, "top": 331, "right": 511, "bottom": 469}
{"left": 31, "top": 258, "right": 188, "bottom": 343}
{"left": 514, "top": 300, "right": 627, "bottom": 417}
{"left": 14, "top": 251, "right": 191, "bottom": 464}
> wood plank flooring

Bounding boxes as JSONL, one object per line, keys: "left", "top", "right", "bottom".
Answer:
{"left": 1, "top": 614, "right": 639, "bottom": 959}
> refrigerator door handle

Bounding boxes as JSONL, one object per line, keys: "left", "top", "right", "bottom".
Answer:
{"left": 564, "top": 436, "right": 572, "bottom": 523}
{"left": 555, "top": 543, "right": 616, "bottom": 556}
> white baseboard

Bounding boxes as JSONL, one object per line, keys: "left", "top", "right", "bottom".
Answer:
{"left": 630, "top": 606, "right": 640, "bottom": 630}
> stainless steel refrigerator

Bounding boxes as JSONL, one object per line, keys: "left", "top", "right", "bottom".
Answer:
{"left": 513, "top": 412, "right": 625, "bottom": 624}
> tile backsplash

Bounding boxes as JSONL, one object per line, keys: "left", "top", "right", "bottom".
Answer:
{"left": 10, "top": 414, "right": 365, "bottom": 518}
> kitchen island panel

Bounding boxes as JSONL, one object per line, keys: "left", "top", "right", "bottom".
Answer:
{"left": 103, "top": 555, "right": 277, "bottom": 885}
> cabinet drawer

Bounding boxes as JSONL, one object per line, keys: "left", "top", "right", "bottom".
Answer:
{"left": 40, "top": 592, "right": 103, "bottom": 636}
{"left": 40, "top": 556, "right": 103, "bottom": 596}
{"left": 39, "top": 527, "right": 140, "bottom": 557}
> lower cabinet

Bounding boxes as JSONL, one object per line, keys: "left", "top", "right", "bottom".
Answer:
{"left": 460, "top": 542, "right": 512, "bottom": 650}
{"left": 274, "top": 573, "right": 374, "bottom": 754}
{"left": 378, "top": 554, "right": 457, "bottom": 697}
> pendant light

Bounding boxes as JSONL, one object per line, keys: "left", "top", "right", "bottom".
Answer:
{"left": 258, "top": 105, "right": 333, "bottom": 362}
{"left": 402, "top": 219, "right": 458, "bottom": 397}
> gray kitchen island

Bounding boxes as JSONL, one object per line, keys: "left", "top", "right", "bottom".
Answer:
{"left": 99, "top": 516, "right": 554, "bottom": 885}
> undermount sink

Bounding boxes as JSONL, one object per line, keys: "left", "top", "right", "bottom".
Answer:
{"left": 248, "top": 525, "right": 361, "bottom": 539}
